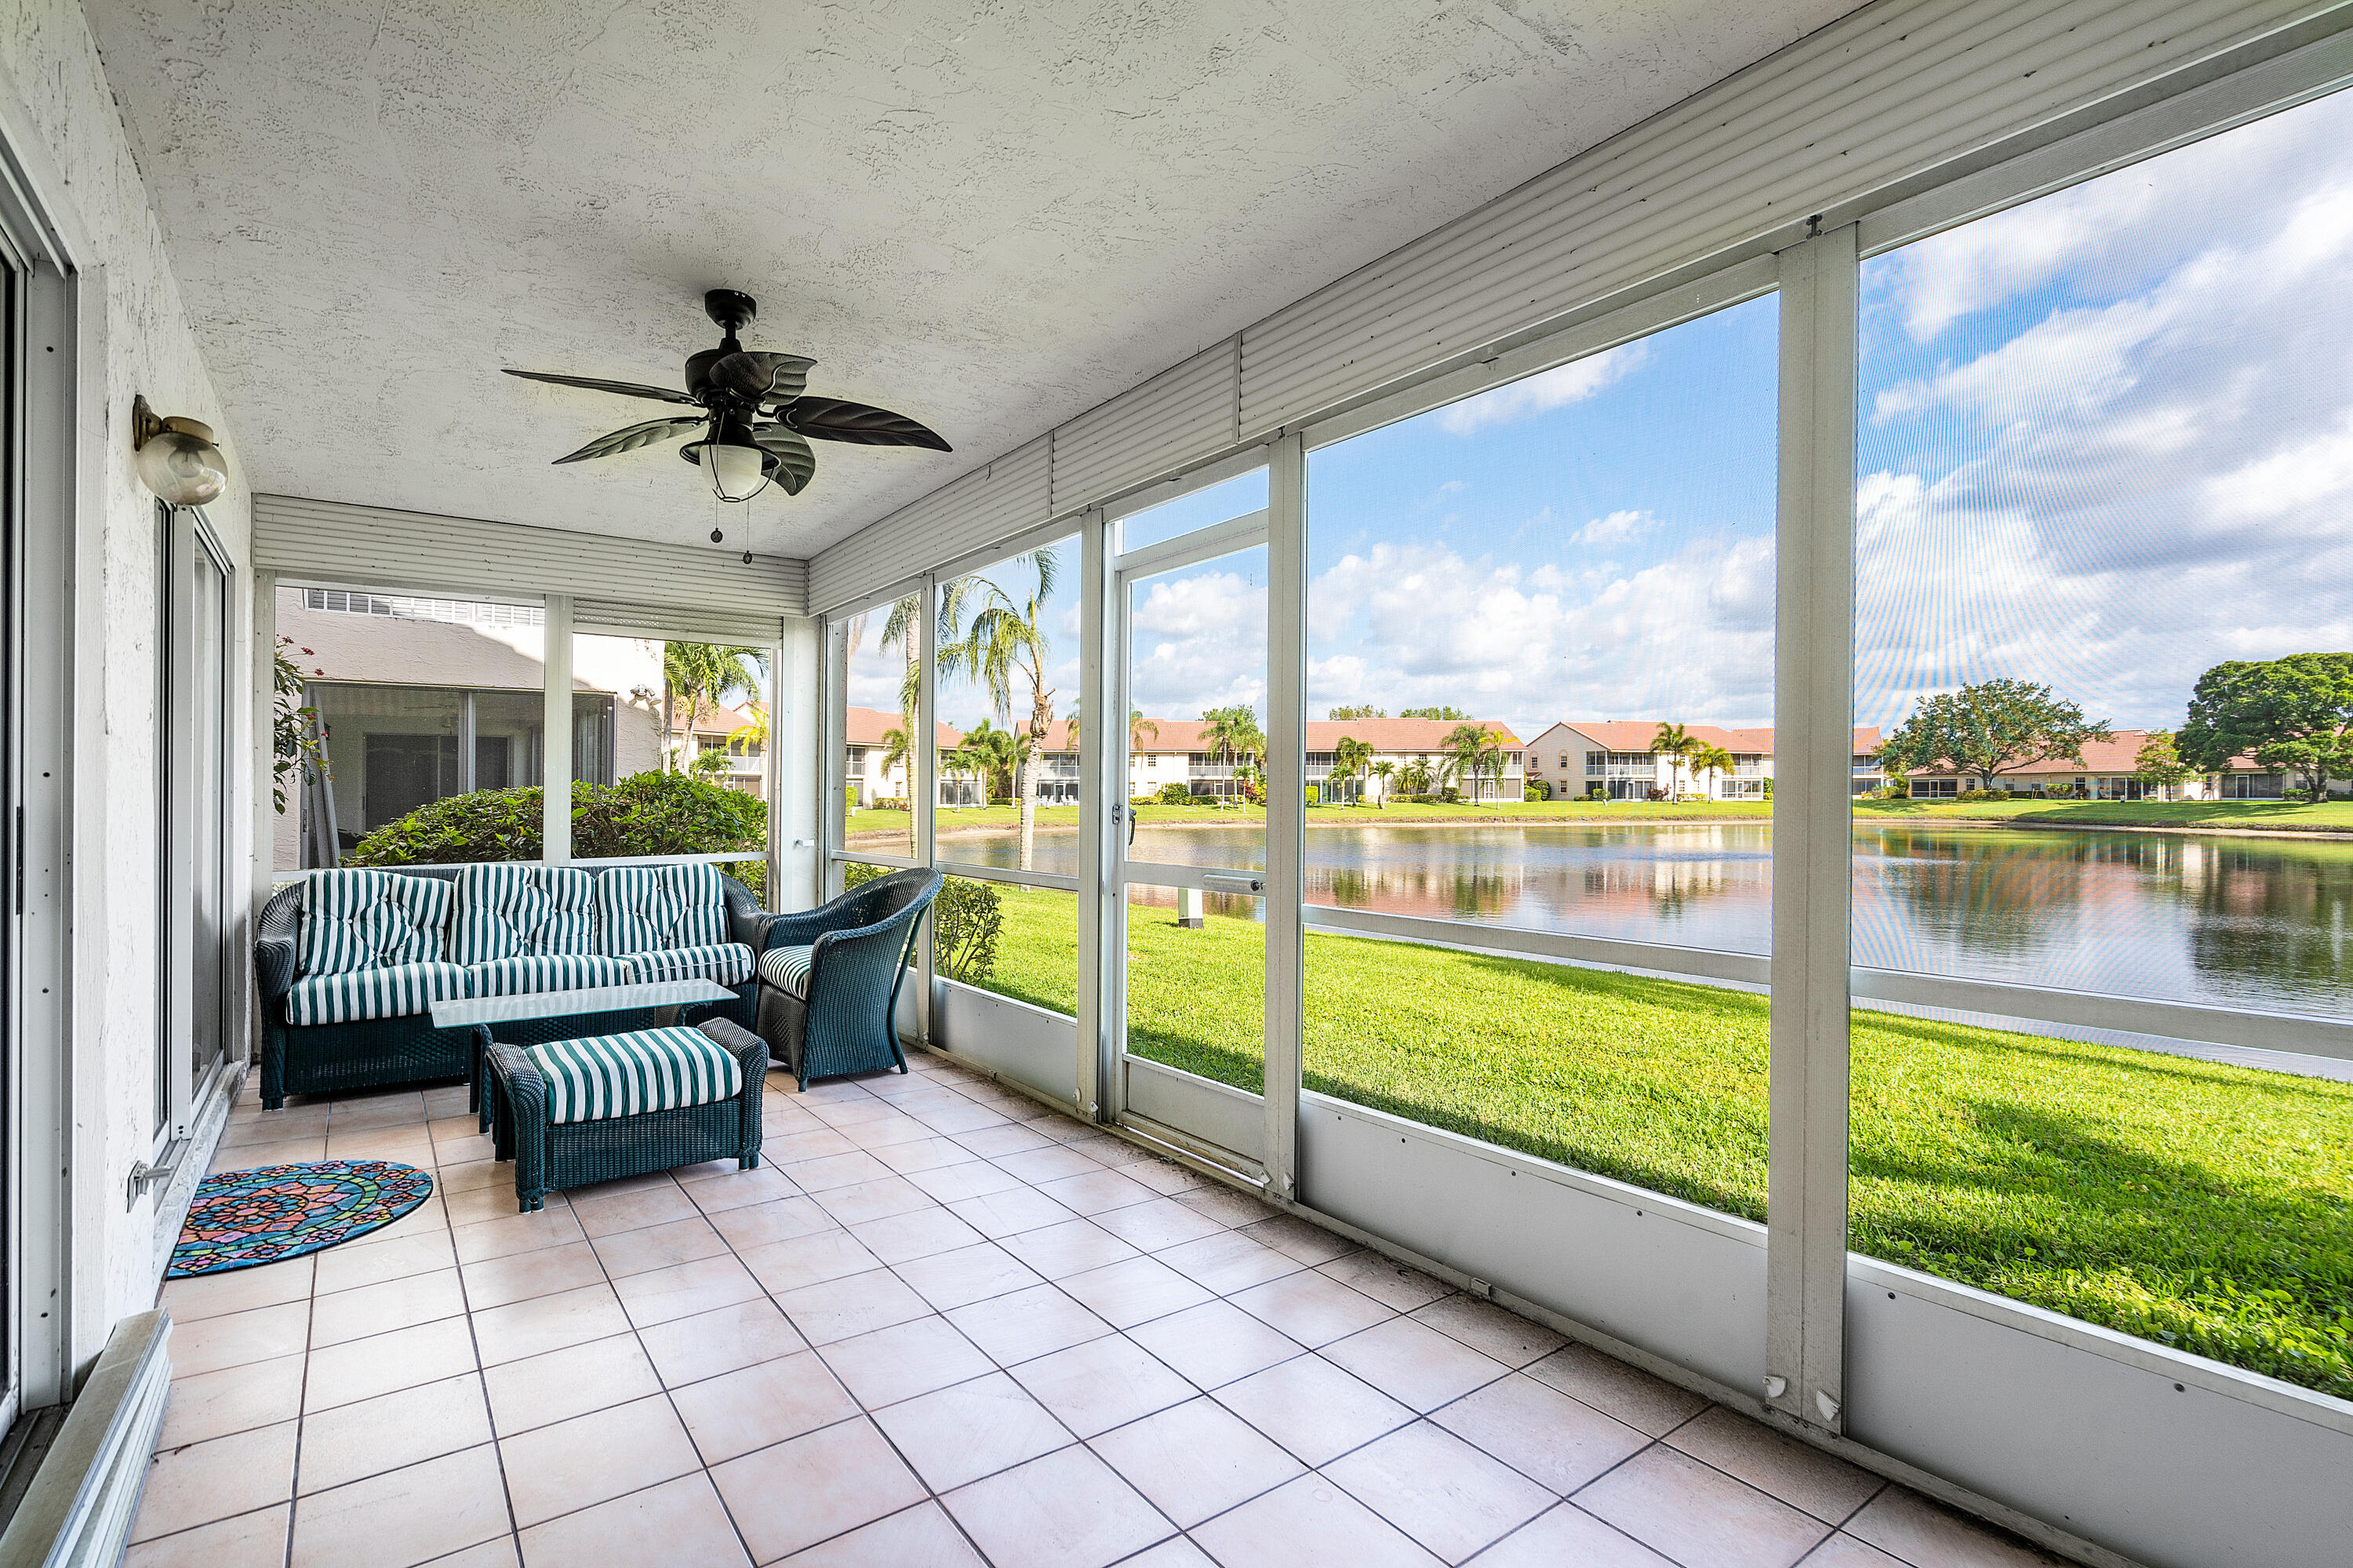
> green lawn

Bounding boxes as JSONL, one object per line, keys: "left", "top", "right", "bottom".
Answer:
{"left": 962, "top": 882, "right": 2353, "bottom": 1399}
{"left": 1850, "top": 798, "right": 2353, "bottom": 831}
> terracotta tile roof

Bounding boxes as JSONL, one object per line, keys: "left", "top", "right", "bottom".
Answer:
{"left": 842, "top": 706, "right": 962, "bottom": 749}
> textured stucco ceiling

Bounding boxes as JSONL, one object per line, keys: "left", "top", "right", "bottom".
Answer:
{"left": 86, "top": 0, "right": 1853, "bottom": 562}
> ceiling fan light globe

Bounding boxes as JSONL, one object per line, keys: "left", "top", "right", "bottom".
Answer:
{"left": 703, "top": 438, "right": 769, "bottom": 503}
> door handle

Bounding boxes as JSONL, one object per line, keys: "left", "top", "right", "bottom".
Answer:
{"left": 1203, "top": 871, "right": 1264, "bottom": 893}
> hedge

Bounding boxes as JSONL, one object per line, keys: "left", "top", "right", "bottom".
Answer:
{"left": 842, "top": 861, "right": 1002, "bottom": 986}
{"left": 347, "top": 769, "right": 766, "bottom": 885}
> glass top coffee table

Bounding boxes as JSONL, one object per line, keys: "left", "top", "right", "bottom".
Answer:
{"left": 428, "top": 978, "right": 736, "bottom": 1031}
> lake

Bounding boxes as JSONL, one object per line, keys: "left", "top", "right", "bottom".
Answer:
{"left": 930, "top": 820, "right": 2353, "bottom": 1020}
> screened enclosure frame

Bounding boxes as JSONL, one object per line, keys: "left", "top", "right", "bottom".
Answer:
{"left": 809, "top": 27, "right": 2353, "bottom": 1568}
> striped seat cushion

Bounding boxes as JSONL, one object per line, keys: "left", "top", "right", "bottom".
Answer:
{"left": 298, "top": 870, "right": 452, "bottom": 975}
{"left": 465, "top": 953, "right": 632, "bottom": 998}
{"left": 283, "top": 961, "right": 468, "bottom": 1026}
{"left": 621, "top": 942, "right": 755, "bottom": 987}
{"left": 525, "top": 1027, "right": 745, "bottom": 1125}
{"left": 757, "top": 944, "right": 815, "bottom": 999}
{"left": 593, "top": 864, "right": 729, "bottom": 958}
{"left": 449, "top": 864, "right": 596, "bottom": 963}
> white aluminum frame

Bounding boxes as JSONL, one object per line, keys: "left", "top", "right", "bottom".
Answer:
{"left": 1101, "top": 483, "right": 1275, "bottom": 1170}
{"left": 816, "top": 37, "right": 2353, "bottom": 1566}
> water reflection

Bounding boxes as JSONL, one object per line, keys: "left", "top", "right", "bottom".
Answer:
{"left": 928, "top": 820, "right": 2353, "bottom": 1017}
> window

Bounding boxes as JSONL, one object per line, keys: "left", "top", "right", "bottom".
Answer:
{"left": 1302, "top": 294, "right": 1778, "bottom": 1220}
{"left": 833, "top": 594, "right": 922, "bottom": 861}
{"left": 278, "top": 584, "right": 558, "bottom": 869}
{"left": 1853, "top": 86, "right": 2353, "bottom": 1401}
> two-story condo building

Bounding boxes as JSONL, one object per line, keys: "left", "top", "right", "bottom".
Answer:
{"left": 1524, "top": 721, "right": 1889, "bottom": 799}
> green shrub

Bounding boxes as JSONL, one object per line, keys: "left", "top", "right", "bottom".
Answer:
{"left": 842, "top": 861, "right": 1003, "bottom": 986}
{"left": 1586, "top": 784, "right": 1606, "bottom": 801}
{"left": 1525, "top": 780, "right": 1549, "bottom": 801}
{"left": 348, "top": 770, "right": 766, "bottom": 883}
{"left": 1156, "top": 781, "right": 1194, "bottom": 804}
{"left": 1305, "top": 784, "right": 1320, "bottom": 806}
{"left": 1957, "top": 788, "right": 2014, "bottom": 802}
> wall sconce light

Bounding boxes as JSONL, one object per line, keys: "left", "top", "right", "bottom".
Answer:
{"left": 131, "top": 394, "right": 228, "bottom": 506}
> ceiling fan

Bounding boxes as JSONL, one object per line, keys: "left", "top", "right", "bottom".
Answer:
{"left": 503, "top": 289, "right": 951, "bottom": 515}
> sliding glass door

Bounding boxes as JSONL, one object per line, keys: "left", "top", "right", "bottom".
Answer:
{"left": 161, "top": 504, "right": 234, "bottom": 1143}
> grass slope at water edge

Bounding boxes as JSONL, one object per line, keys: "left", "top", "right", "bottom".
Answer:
{"left": 959, "top": 882, "right": 2353, "bottom": 1400}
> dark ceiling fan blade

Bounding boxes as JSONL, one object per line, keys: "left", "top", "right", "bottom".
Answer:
{"left": 749, "top": 425, "right": 816, "bottom": 495}
{"left": 551, "top": 414, "right": 708, "bottom": 464}
{"left": 504, "top": 367, "right": 699, "bottom": 406}
{"left": 710, "top": 351, "right": 814, "bottom": 404}
{"left": 783, "top": 396, "right": 952, "bottom": 451}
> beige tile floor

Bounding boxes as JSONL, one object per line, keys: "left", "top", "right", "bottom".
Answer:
{"left": 133, "top": 1052, "right": 2073, "bottom": 1568}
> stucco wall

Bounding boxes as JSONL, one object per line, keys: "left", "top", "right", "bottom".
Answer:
{"left": 0, "top": 2, "right": 257, "bottom": 1371}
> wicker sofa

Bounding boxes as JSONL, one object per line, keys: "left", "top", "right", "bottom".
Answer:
{"left": 255, "top": 861, "right": 777, "bottom": 1109}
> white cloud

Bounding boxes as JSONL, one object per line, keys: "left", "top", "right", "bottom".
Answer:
{"left": 1306, "top": 535, "right": 1775, "bottom": 740}
{"left": 1435, "top": 341, "right": 1649, "bottom": 435}
{"left": 1571, "top": 509, "right": 1652, "bottom": 547}
{"left": 1129, "top": 568, "right": 1269, "bottom": 719}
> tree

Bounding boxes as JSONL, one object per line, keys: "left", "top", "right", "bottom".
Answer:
{"left": 1875, "top": 678, "right": 2114, "bottom": 791}
{"left": 1369, "top": 759, "right": 1396, "bottom": 809}
{"left": 726, "top": 705, "right": 767, "bottom": 755}
{"left": 878, "top": 726, "right": 913, "bottom": 799}
{"left": 1330, "top": 736, "right": 1376, "bottom": 805}
{"left": 2133, "top": 730, "right": 2195, "bottom": 802}
{"left": 1328, "top": 704, "right": 1386, "bottom": 720}
{"left": 1475, "top": 739, "right": 1508, "bottom": 802}
{"left": 958, "top": 720, "right": 1024, "bottom": 804}
{"left": 664, "top": 642, "right": 764, "bottom": 769}
{"left": 1649, "top": 723, "right": 1695, "bottom": 798}
{"left": 272, "top": 636, "right": 329, "bottom": 813}
{"left": 1688, "top": 742, "right": 1737, "bottom": 801}
{"left": 1443, "top": 723, "right": 1491, "bottom": 802}
{"left": 1401, "top": 705, "right": 1469, "bottom": 721}
{"left": 939, "top": 549, "right": 1060, "bottom": 868}
{"left": 2177, "top": 653, "right": 2353, "bottom": 802}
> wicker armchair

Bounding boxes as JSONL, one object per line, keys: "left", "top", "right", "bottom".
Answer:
{"left": 754, "top": 869, "right": 943, "bottom": 1090}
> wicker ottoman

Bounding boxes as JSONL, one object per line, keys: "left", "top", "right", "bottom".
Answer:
{"left": 479, "top": 1017, "right": 767, "bottom": 1212}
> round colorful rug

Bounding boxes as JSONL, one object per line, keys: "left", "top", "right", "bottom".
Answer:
{"left": 166, "top": 1160, "right": 435, "bottom": 1279}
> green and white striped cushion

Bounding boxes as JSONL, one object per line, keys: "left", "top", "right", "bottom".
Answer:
{"left": 283, "top": 960, "right": 468, "bottom": 1026}
{"left": 526, "top": 1026, "right": 744, "bottom": 1124}
{"left": 465, "top": 953, "right": 632, "bottom": 997}
{"left": 449, "top": 864, "right": 597, "bottom": 964}
{"left": 298, "top": 871, "right": 453, "bottom": 975}
{"left": 621, "top": 942, "right": 755, "bottom": 986}
{"left": 757, "top": 944, "right": 815, "bottom": 999}
{"left": 592, "top": 864, "right": 729, "bottom": 957}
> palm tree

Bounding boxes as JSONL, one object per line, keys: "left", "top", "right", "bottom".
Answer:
{"left": 1200, "top": 706, "right": 1266, "bottom": 802}
{"left": 939, "top": 549, "right": 1060, "bottom": 869}
{"left": 1330, "top": 736, "right": 1375, "bottom": 806}
{"left": 726, "top": 705, "right": 767, "bottom": 755}
{"left": 958, "top": 720, "right": 1024, "bottom": 806}
{"left": 1649, "top": 722, "right": 1696, "bottom": 799}
{"left": 878, "top": 726, "right": 913, "bottom": 803}
{"left": 1687, "top": 741, "right": 1737, "bottom": 801}
{"left": 1474, "top": 739, "right": 1507, "bottom": 803}
{"left": 664, "top": 642, "right": 764, "bottom": 769}
{"left": 1369, "top": 759, "right": 1396, "bottom": 808}
{"left": 1443, "top": 722, "right": 1491, "bottom": 802}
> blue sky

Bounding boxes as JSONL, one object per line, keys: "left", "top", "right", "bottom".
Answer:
{"left": 867, "top": 84, "right": 2353, "bottom": 746}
